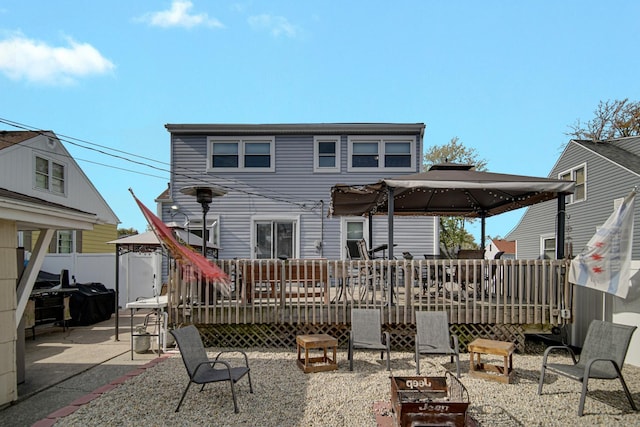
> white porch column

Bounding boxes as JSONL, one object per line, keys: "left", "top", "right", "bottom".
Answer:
{"left": 0, "top": 219, "right": 18, "bottom": 405}
{"left": 15, "top": 228, "right": 55, "bottom": 323}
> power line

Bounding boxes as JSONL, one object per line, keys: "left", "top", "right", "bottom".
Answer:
{"left": 74, "top": 157, "right": 168, "bottom": 180}
{"left": 0, "top": 117, "right": 322, "bottom": 209}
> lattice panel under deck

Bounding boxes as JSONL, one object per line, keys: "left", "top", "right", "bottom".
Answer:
{"left": 194, "top": 322, "right": 525, "bottom": 353}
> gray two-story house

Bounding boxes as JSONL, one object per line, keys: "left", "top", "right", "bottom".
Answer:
{"left": 506, "top": 136, "right": 640, "bottom": 365}
{"left": 161, "top": 123, "right": 437, "bottom": 261}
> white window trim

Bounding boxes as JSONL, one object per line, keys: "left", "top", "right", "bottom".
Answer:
{"left": 340, "top": 216, "right": 369, "bottom": 259}
{"left": 347, "top": 135, "right": 416, "bottom": 172}
{"left": 313, "top": 136, "right": 341, "bottom": 173}
{"left": 250, "top": 214, "right": 300, "bottom": 259}
{"left": 207, "top": 136, "right": 275, "bottom": 172}
{"left": 187, "top": 215, "right": 220, "bottom": 247}
{"left": 558, "top": 163, "right": 586, "bottom": 204}
{"left": 56, "top": 230, "right": 75, "bottom": 254}
{"left": 33, "top": 154, "right": 67, "bottom": 196}
{"left": 540, "top": 233, "right": 555, "bottom": 260}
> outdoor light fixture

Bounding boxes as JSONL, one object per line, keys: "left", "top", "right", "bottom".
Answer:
{"left": 179, "top": 186, "right": 226, "bottom": 257}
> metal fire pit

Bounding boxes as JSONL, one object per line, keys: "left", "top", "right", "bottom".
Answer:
{"left": 390, "top": 372, "right": 473, "bottom": 427}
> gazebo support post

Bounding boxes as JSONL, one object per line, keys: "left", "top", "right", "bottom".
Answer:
{"left": 368, "top": 212, "right": 373, "bottom": 251}
{"left": 481, "top": 214, "right": 486, "bottom": 255}
{"left": 114, "top": 244, "right": 120, "bottom": 341}
{"left": 388, "top": 187, "right": 395, "bottom": 260}
{"left": 557, "top": 194, "right": 566, "bottom": 259}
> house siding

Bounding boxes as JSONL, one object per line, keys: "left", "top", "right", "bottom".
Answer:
{"left": 81, "top": 223, "right": 117, "bottom": 253}
{"left": 165, "top": 124, "right": 434, "bottom": 260}
{"left": 506, "top": 138, "right": 640, "bottom": 350}
{"left": 0, "top": 134, "right": 119, "bottom": 225}
{"left": 1, "top": 131, "right": 119, "bottom": 259}
{"left": 508, "top": 140, "right": 640, "bottom": 260}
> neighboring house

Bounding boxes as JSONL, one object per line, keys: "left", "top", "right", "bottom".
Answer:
{"left": 0, "top": 128, "right": 120, "bottom": 406}
{"left": 506, "top": 136, "right": 640, "bottom": 365}
{"left": 161, "top": 123, "right": 437, "bottom": 260}
{"left": 0, "top": 131, "right": 120, "bottom": 282}
{"left": 484, "top": 238, "right": 515, "bottom": 259}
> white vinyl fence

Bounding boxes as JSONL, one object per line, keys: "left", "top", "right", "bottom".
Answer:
{"left": 41, "top": 252, "right": 162, "bottom": 309}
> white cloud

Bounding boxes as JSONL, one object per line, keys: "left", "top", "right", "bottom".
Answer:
{"left": 248, "top": 14, "right": 298, "bottom": 38}
{"left": 0, "top": 34, "right": 114, "bottom": 85}
{"left": 140, "top": 0, "right": 224, "bottom": 29}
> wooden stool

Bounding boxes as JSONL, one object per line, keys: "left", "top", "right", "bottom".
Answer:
{"left": 468, "top": 338, "right": 514, "bottom": 383}
{"left": 296, "top": 334, "right": 338, "bottom": 373}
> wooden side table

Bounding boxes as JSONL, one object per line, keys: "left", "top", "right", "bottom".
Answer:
{"left": 296, "top": 334, "right": 338, "bottom": 373}
{"left": 468, "top": 338, "right": 515, "bottom": 384}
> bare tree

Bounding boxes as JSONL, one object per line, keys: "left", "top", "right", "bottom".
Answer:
{"left": 423, "top": 137, "right": 488, "bottom": 256}
{"left": 423, "top": 137, "right": 488, "bottom": 171}
{"left": 566, "top": 99, "right": 640, "bottom": 141}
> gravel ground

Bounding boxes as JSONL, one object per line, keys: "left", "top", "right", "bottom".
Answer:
{"left": 56, "top": 342, "right": 640, "bottom": 427}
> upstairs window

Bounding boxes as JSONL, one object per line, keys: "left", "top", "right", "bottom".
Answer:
{"left": 348, "top": 136, "right": 415, "bottom": 172}
{"left": 211, "top": 142, "right": 238, "bottom": 168}
{"left": 35, "top": 155, "right": 65, "bottom": 195}
{"left": 245, "top": 141, "right": 271, "bottom": 167}
{"left": 208, "top": 137, "right": 275, "bottom": 172}
{"left": 314, "top": 136, "right": 340, "bottom": 172}
{"left": 385, "top": 141, "right": 411, "bottom": 167}
{"left": 559, "top": 164, "right": 586, "bottom": 204}
{"left": 352, "top": 141, "right": 379, "bottom": 168}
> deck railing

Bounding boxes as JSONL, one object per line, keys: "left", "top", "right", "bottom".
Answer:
{"left": 168, "top": 258, "right": 573, "bottom": 327}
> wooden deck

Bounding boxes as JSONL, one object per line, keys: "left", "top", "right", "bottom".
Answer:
{"left": 168, "top": 258, "right": 573, "bottom": 330}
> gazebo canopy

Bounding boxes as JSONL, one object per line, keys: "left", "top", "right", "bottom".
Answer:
{"left": 329, "top": 163, "right": 576, "bottom": 258}
{"left": 330, "top": 163, "right": 575, "bottom": 218}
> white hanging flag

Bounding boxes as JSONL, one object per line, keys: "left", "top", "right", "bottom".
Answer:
{"left": 569, "top": 189, "right": 636, "bottom": 298}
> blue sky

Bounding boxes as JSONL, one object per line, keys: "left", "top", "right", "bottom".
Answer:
{"left": 1, "top": 1, "right": 639, "bottom": 242}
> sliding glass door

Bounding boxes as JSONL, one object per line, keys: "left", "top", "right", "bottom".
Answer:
{"left": 255, "top": 220, "right": 296, "bottom": 259}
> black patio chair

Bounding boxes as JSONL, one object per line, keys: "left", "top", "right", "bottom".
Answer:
{"left": 538, "top": 320, "right": 637, "bottom": 416}
{"left": 170, "top": 325, "right": 253, "bottom": 413}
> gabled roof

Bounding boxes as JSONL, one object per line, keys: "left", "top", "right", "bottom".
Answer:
{"left": 491, "top": 238, "right": 516, "bottom": 253}
{"left": 0, "top": 130, "right": 120, "bottom": 225}
{"left": 155, "top": 186, "right": 170, "bottom": 202}
{"left": 573, "top": 138, "right": 640, "bottom": 175}
{"left": 0, "top": 130, "right": 40, "bottom": 150}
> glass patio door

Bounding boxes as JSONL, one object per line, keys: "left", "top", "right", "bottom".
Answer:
{"left": 344, "top": 219, "right": 364, "bottom": 259}
{"left": 255, "top": 220, "right": 295, "bottom": 259}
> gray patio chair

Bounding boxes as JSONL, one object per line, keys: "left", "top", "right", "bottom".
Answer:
{"left": 170, "top": 325, "right": 253, "bottom": 413}
{"left": 348, "top": 308, "right": 391, "bottom": 371}
{"left": 415, "top": 311, "right": 460, "bottom": 377}
{"left": 538, "top": 320, "right": 637, "bottom": 416}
